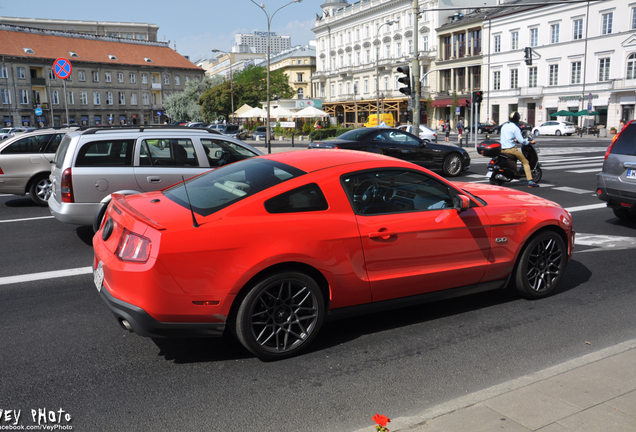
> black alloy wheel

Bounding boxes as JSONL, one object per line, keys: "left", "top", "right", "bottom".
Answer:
{"left": 235, "top": 272, "right": 325, "bottom": 360}
{"left": 514, "top": 231, "right": 567, "bottom": 299}
{"left": 443, "top": 153, "right": 463, "bottom": 177}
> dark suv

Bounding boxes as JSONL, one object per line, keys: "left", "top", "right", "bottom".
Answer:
{"left": 597, "top": 120, "right": 636, "bottom": 221}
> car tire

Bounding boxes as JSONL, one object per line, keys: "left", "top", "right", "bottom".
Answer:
{"left": 613, "top": 208, "right": 636, "bottom": 222}
{"left": 533, "top": 129, "right": 540, "bottom": 136}
{"left": 478, "top": 128, "right": 483, "bottom": 134}
{"left": 93, "top": 202, "right": 109, "bottom": 233}
{"left": 235, "top": 271, "right": 325, "bottom": 361}
{"left": 442, "top": 153, "right": 463, "bottom": 177}
{"left": 514, "top": 231, "right": 567, "bottom": 300}
{"left": 555, "top": 130, "right": 562, "bottom": 136}
{"left": 29, "top": 174, "right": 52, "bottom": 207}
{"left": 531, "top": 166, "right": 542, "bottom": 183}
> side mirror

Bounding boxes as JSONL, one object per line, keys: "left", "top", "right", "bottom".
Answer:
{"left": 419, "top": 139, "right": 429, "bottom": 148}
{"left": 453, "top": 194, "right": 471, "bottom": 213}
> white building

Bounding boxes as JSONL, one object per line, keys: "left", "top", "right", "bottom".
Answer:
{"left": 233, "top": 31, "right": 292, "bottom": 55}
{"left": 311, "top": 0, "right": 498, "bottom": 126}
{"left": 484, "top": 0, "right": 636, "bottom": 131}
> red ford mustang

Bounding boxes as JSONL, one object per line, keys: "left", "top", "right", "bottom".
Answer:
{"left": 93, "top": 150, "right": 574, "bottom": 360}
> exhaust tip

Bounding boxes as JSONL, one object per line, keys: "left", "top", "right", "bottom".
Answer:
{"left": 120, "top": 319, "right": 134, "bottom": 332}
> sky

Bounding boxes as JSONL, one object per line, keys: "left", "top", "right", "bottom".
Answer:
{"left": 0, "top": 0, "right": 320, "bottom": 62}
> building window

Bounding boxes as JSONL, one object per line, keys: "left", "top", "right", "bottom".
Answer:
{"left": 106, "top": 92, "right": 113, "bottom": 105}
{"left": 17, "top": 67, "right": 26, "bottom": 79}
{"left": 602, "top": 12, "right": 613, "bottom": 35}
{"left": 550, "top": 23, "right": 560, "bottom": 44}
{"left": 338, "top": 83, "right": 342, "bottom": 96}
{"left": 364, "top": 79, "right": 368, "bottom": 93}
{"left": 348, "top": 54, "right": 352, "bottom": 66}
{"left": 571, "top": 61, "right": 581, "bottom": 84}
{"left": 493, "top": 71, "right": 501, "bottom": 90}
{"left": 510, "top": 69, "right": 519, "bottom": 89}
{"left": 528, "top": 67, "right": 537, "bottom": 88}
{"left": 174, "top": 76, "right": 180, "bottom": 86}
{"left": 92, "top": 71, "right": 99, "bottom": 82}
{"left": 494, "top": 35, "right": 501, "bottom": 53}
{"left": 549, "top": 64, "right": 559, "bottom": 86}
{"left": 67, "top": 91, "right": 74, "bottom": 105}
{"left": 356, "top": 51, "right": 360, "bottom": 65}
{"left": 297, "top": 73, "right": 303, "bottom": 82}
{"left": 20, "top": 89, "right": 28, "bottom": 104}
{"left": 397, "top": 42, "right": 401, "bottom": 57}
{"left": 48, "top": 69, "right": 56, "bottom": 80}
{"left": 118, "top": 73, "right": 124, "bottom": 83}
{"left": 104, "top": 72, "right": 112, "bottom": 83}
{"left": 164, "top": 75, "right": 169, "bottom": 85}
{"left": 472, "top": 66, "right": 481, "bottom": 90}
{"left": 530, "top": 28, "right": 538, "bottom": 47}
{"left": 78, "top": 71, "right": 86, "bottom": 82}
{"left": 297, "top": 88, "right": 304, "bottom": 99}
{"left": 142, "top": 74, "right": 148, "bottom": 84}
{"left": 632, "top": 8, "right": 636, "bottom": 29}
{"left": 384, "top": 76, "right": 389, "bottom": 91}
{"left": 118, "top": 92, "right": 125, "bottom": 105}
{"left": 627, "top": 53, "right": 636, "bottom": 79}
{"left": 408, "top": 39, "right": 413, "bottom": 54}
{"left": 511, "top": 31, "right": 518, "bottom": 50}
{"left": 1, "top": 89, "right": 11, "bottom": 104}
{"left": 385, "top": 45, "right": 390, "bottom": 59}
{"left": 422, "top": 35, "right": 428, "bottom": 52}
{"left": 573, "top": 18, "right": 583, "bottom": 40}
{"left": 142, "top": 93, "right": 150, "bottom": 105}
{"left": 80, "top": 91, "right": 88, "bottom": 105}
{"left": 598, "top": 58, "right": 610, "bottom": 81}
{"left": 331, "top": 84, "right": 334, "bottom": 97}
{"left": 51, "top": 90, "right": 60, "bottom": 105}
{"left": 0, "top": 66, "right": 7, "bottom": 78}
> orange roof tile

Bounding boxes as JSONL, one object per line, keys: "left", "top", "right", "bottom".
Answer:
{"left": 0, "top": 28, "right": 202, "bottom": 71}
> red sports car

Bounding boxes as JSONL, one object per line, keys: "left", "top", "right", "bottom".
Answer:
{"left": 93, "top": 150, "right": 574, "bottom": 360}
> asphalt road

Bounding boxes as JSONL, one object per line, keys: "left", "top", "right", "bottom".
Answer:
{"left": 2, "top": 136, "right": 635, "bottom": 432}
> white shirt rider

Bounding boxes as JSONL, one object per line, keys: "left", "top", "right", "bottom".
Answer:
{"left": 500, "top": 121, "right": 529, "bottom": 149}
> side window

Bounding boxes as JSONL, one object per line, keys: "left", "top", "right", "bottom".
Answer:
{"left": 201, "top": 138, "right": 258, "bottom": 167}
{"left": 1, "top": 134, "right": 53, "bottom": 154}
{"left": 43, "top": 134, "right": 65, "bottom": 153}
{"left": 75, "top": 139, "right": 134, "bottom": 167}
{"left": 341, "top": 170, "right": 454, "bottom": 215}
{"left": 383, "top": 131, "right": 420, "bottom": 145}
{"left": 141, "top": 138, "right": 199, "bottom": 167}
{"left": 264, "top": 183, "right": 329, "bottom": 213}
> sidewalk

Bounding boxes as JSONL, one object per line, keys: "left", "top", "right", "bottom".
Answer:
{"left": 358, "top": 338, "right": 636, "bottom": 432}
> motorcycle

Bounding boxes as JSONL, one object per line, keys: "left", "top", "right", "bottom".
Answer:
{"left": 479, "top": 133, "right": 542, "bottom": 186}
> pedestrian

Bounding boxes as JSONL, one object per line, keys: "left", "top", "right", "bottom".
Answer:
{"left": 457, "top": 117, "right": 464, "bottom": 143}
{"left": 445, "top": 120, "right": 450, "bottom": 142}
{"left": 314, "top": 120, "right": 321, "bottom": 129}
{"left": 439, "top": 118, "right": 444, "bottom": 131}
{"left": 619, "top": 119, "right": 625, "bottom": 131}
{"left": 489, "top": 118, "right": 496, "bottom": 125}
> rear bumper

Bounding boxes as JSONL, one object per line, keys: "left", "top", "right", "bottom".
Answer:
{"left": 596, "top": 173, "right": 636, "bottom": 209}
{"left": 49, "top": 196, "right": 100, "bottom": 225}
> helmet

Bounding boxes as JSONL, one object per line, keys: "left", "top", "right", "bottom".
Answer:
{"left": 509, "top": 112, "right": 520, "bottom": 124}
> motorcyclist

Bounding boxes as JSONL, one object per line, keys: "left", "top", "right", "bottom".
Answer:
{"left": 500, "top": 112, "right": 539, "bottom": 187}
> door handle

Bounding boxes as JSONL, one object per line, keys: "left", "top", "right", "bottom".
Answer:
{"left": 147, "top": 176, "right": 162, "bottom": 183}
{"left": 368, "top": 230, "right": 397, "bottom": 239}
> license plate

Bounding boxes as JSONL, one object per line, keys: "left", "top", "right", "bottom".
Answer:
{"left": 93, "top": 261, "right": 104, "bottom": 293}
{"left": 627, "top": 169, "right": 636, "bottom": 179}
{"left": 486, "top": 170, "right": 493, "bottom": 178}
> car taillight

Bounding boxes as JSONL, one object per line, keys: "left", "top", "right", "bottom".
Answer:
{"left": 61, "top": 167, "right": 74, "bottom": 203}
{"left": 0, "top": 167, "right": 4, "bottom": 174}
{"left": 116, "top": 229, "right": 151, "bottom": 262}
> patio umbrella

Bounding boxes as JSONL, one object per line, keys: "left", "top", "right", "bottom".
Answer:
{"left": 233, "top": 104, "right": 253, "bottom": 117}
{"left": 239, "top": 107, "right": 266, "bottom": 118}
{"left": 551, "top": 110, "right": 577, "bottom": 117}
{"left": 270, "top": 106, "right": 294, "bottom": 119}
{"left": 292, "top": 106, "right": 329, "bottom": 118}
{"left": 573, "top": 110, "right": 599, "bottom": 116}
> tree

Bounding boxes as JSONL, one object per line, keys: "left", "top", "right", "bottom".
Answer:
{"left": 163, "top": 76, "right": 219, "bottom": 122}
{"left": 198, "top": 80, "right": 232, "bottom": 122}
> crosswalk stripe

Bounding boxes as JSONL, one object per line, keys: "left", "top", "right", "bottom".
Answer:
{"left": 553, "top": 186, "right": 595, "bottom": 194}
{"left": 566, "top": 168, "right": 602, "bottom": 173}
{"left": 543, "top": 163, "right": 603, "bottom": 170}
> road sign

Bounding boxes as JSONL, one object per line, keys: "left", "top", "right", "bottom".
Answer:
{"left": 455, "top": 107, "right": 461, "bottom": 115}
{"left": 35, "top": 108, "right": 43, "bottom": 116}
{"left": 53, "top": 58, "right": 72, "bottom": 80}
{"left": 588, "top": 93, "right": 593, "bottom": 100}
{"left": 157, "top": 111, "right": 162, "bottom": 116}
{"left": 588, "top": 102, "right": 593, "bottom": 111}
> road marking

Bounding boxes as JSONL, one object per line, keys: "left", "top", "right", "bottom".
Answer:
{"left": 564, "top": 203, "right": 607, "bottom": 212}
{"left": 541, "top": 156, "right": 605, "bottom": 164}
{"left": 553, "top": 186, "right": 595, "bottom": 194}
{"left": 543, "top": 163, "right": 603, "bottom": 170}
{"left": 575, "top": 233, "right": 636, "bottom": 253}
{"left": 0, "top": 216, "right": 55, "bottom": 223}
{"left": 0, "top": 267, "right": 93, "bottom": 286}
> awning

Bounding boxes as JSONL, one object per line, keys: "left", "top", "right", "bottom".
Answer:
{"left": 430, "top": 98, "right": 469, "bottom": 108}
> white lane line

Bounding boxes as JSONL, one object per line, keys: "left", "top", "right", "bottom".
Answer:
{"left": 541, "top": 156, "right": 605, "bottom": 164}
{"left": 0, "top": 267, "right": 93, "bottom": 286}
{"left": 575, "top": 233, "right": 636, "bottom": 253}
{"left": 553, "top": 186, "right": 595, "bottom": 194}
{"left": 566, "top": 168, "right": 602, "bottom": 173}
{"left": 565, "top": 203, "right": 607, "bottom": 212}
{"left": 0, "top": 216, "right": 55, "bottom": 223}
{"left": 543, "top": 163, "right": 603, "bottom": 170}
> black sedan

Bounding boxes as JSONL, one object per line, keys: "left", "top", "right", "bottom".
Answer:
{"left": 465, "top": 122, "right": 498, "bottom": 134}
{"left": 492, "top": 121, "right": 533, "bottom": 135}
{"left": 308, "top": 127, "right": 470, "bottom": 176}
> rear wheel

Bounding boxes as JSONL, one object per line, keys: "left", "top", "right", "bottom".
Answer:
{"left": 29, "top": 174, "right": 52, "bottom": 206}
{"left": 613, "top": 208, "right": 636, "bottom": 221}
{"left": 478, "top": 128, "right": 483, "bottom": 134}
{"left": 514, "top": 231, "right": 567, "bottom": 299}
{"left": 531, "top": 167, "right": 542, "bottom": 182}
{"left": 489, "top": 177, "right": 504, "bottom": 186}
{"left": 442, "top": 153, "right": 463, "bottom": 177}
{"left": 235, "top": 272, "right": 325, "bottom": 360}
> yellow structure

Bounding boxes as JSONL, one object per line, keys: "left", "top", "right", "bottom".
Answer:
{"left": 269, "top": 45, "right": 316, "bottom": 100}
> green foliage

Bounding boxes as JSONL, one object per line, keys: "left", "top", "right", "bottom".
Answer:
{"left": 302, "top": 122, "right": 311, "bottom": 134}
{"left": 163, "top": 77, "right": 217, "bottom": 122}
{"left": 309, "top": 127, "right": 352, "bottom": 141}
{"left": 198, "top": 81, "right": 232, "bottom": 122}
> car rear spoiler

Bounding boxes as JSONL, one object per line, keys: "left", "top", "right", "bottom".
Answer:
{"left": 111, "top": 193, "right": 166, "bottom": 231}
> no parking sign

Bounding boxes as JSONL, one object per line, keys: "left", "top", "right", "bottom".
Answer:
{"left": 53, "top": 58, "right": 72, "bottom": 80}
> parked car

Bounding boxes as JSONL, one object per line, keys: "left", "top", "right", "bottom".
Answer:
{"left": 220, "top": 124, "right": 248, "bottom": 140}
{"left": 532, "top": 121, "right": 576, "bottom": 136}
{"left": 493, "top": 121, "right": 533, "bottom": 135}
{"left": 464, "top": 123, "right": 498, "bottom": 134}
{"left": 308, "top": 127, "right": 470, "bottom": 176}
{"left": 597, "top": 119, "right": 636, "bottom": 221}
{"left": 0, "top": 129, "right": 71, "bottom": 205}
{"left": 92, "top": 150, "right": 574, "bottom": 360}
{"left": 187, "top": 122, "right": 210, "bottom": 128}
{"left": 252, "top": 126, "right": 273, "bottom": 140}
{"left": 0, "top": 127, "right": 26, "bottom": 140}
{"left": 48, "top": 126, "right": 263, "bottom": 228}
{"left": 396, "top": 124, "right": 437, "bottom": 142}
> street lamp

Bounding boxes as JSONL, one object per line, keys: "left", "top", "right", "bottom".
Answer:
{"left": 376, "top": 18, "right": 399, "bottom": 126}
{"left": 211, "top": 49, "right": 234, "bottom": 122}
{"left": 250, "top": 0, "right": 302, "bottom": 154}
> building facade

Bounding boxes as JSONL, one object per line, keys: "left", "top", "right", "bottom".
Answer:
{"left": 484, "top": 0, "right": 636, "bottom": 130}
{"left": 197, "top": 52, "right": 266, "bottom": 81}
{"left": 270, "top": 44, "right": 317, "bottom": 100}
{"left": 0, "top": 25, "right": 204, "bottom": 127}
{"left": 233, "top": 31, "right": 292, "bottom": 55}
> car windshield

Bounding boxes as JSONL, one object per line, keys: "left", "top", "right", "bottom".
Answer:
{"left": 336, "top": 129, "right": 372, "bottom": 140}
{"left": 611, "top": 124, "right": 636, "bottom": 156}
{"left": 163, "top": 158, "right": 306, "bottom": 217}
{"left": 224, "top": 126, "right": 239, "bottom": 132}
{"left": 0, "top": 128, "right": 10, "bottom": 133}
{"left": 255, "top": 127, "right": 267, "bottom": 132}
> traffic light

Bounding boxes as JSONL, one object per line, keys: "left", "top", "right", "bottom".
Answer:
{"left": 524, "top": 47, "right": 532, "bottom": 66}
{"left": 465, "top": 99, "right": 471, "bottom": 108}
{"left": 472, "top": 91, "right": 483, "bottom": 104}
{"left": 397, "top": 66, "right": 411, "bottom": 96}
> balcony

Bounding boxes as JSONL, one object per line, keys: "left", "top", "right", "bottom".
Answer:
{"left": 612, "top": 79, "right": 636, "bottom": 91}
{"left": 31, "top": 78, "right": 46, "bottom": 86}
{"left": 520, "top": 86, "right": 543, "bottom": 97}
{"left": 151, "top": 83, "right": 162, "bottom": 90}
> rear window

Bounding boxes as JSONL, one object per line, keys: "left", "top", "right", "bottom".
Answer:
{"left": 54, "top": 135, "right": 73, "bottom": 169}
{"left": 611, "top": 123, "right": 636, "bottom": 156}
{"left": 337, "top": 129, "right": 372, "bottom": 140}
{"left": 75, "top": 139, "right": 134, "bottom": 167}
{"left": 164, "top": 158, "right": 305, "bottom": 217}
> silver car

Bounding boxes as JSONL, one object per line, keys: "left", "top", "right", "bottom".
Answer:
{"left": 597, "top": 120, "right": 636, "bottom": 221}
{"left": 0, "top": 127, "right": 26, "bottom": 140}
{"left": 48, "top": 126, "right": 263, "bottom": 228}
{"left": 0, "top": 129, "right": 71, "bottom": 205}
{"left": 396, "top": 124, "right": 437, "bottom": 142}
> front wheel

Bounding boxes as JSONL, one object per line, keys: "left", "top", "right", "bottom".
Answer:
{"left": 533, "top": 129, "right": 540, "bottom": 137}
{"left": 514, "top": 232, "right": 567, "bottom": 299}
{"left": 478, "top": 128, "right": 483, "bottom": 134}
{"left": 29, "top": 175, "right": 52, "bottom": 206}
{"left": 531, "top": 166, "right": 542, "bottom": 182}
{"left": 443, "top": 153, "right": 463, "bottom": 177}
{"left": 235, "top": 272, "right": 325, "bottom": 360}
{"left": 555, "top": 130, "right": 562, "bottom": 136}
{"left": 489, "top": 176, "right": 504, "bottom": 186}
